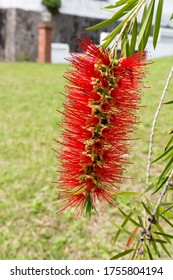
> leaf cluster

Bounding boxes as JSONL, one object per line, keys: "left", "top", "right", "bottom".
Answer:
{"left": 111, "top": 111, "right": 173, "bottom": 260}
{"left": 148, "top": 128, "right": 173, "bottom": 195}
{"left": 42, "top": 0, "right": 61, "bottom": 14}
{"left": 111, "top": 197, "right": 173, "bottom": 260}
{"left": 87, "top": 0, "right": 172, "bottom": 57}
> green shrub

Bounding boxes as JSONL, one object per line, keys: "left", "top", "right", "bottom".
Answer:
{"left": 42, "top": 0, "right": 61, "bottom": 14}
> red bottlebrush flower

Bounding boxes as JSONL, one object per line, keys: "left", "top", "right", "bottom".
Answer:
{"left": 56, "top": 35, "right": 147, "bottom": 216}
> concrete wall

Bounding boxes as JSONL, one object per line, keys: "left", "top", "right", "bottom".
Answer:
{"left": 0, "top": 7, "right": 117, "bottom": 62}
{"left": 0, "top": 8, "right": 41, "bottom": 61}
{"left": 0, "top": 9, "right": 6, "bottom": 60}
{"left": 0, "top": 1, "right": 172, "bottom": 62}
{"left": 0, "top": 0, "right": 173, "bottom": 26}
{"left": 52, "top": 13, "right": 117, "bottom": 52}
{"left": 15, "top": 9, "right": 41, "bottom": 61}
{"left": 0, "top": 9, "right": 17, "bottom": 61}
{"left": 5, "top": 9, "right": 16, "bottom": 61}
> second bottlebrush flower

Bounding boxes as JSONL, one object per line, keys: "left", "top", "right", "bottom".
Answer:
{"left": 56, "top": 35, "right": 147, "bottom": 216}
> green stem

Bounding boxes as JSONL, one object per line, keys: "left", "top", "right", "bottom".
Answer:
{"left": 110, "top": 0, "right": 147, "bottom": 56}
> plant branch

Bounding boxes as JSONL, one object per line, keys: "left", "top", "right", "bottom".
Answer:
{"left": 135, "top": 168, "right": 173, "bottom": 259}
{"left": 146, "top": 66, "right": 173, "bottom": 188}
{"left": 110, "top": 0, "right": 147, "bottom": 56}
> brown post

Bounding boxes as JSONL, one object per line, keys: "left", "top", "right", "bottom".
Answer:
{"left": 38, "top": 24, "right": 53, "bottom": 63}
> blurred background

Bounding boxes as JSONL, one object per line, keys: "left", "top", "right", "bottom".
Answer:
{"left": 0, "top": 0, "right": 173, "bottom": 259}
{"left": 0, "top": 0, "right": 173, "bottom": 63}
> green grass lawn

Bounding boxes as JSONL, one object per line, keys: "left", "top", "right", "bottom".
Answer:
{"left": 0, "top": 57, "right": 173, "bottom": 259}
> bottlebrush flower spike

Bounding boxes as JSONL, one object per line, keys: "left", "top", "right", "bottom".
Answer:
{"left": 56, "top": 35, "right": 147, "bottom": 216}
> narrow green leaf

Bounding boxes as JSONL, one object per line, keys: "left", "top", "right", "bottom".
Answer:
{"left": 165, "top": 135, "right": 173, "bottom": 151}
{"left": 164, "top": 100, "right": 173, "bottom": 105}
{"left": 161, "top": 204, "right": 173, "bottom": 216}
{"left": 160, "top": 205, "right": 173, "bottom": 220}
{"left": 155, "top": 205, "right": 160, "bottom": 220}
{"left": 105, "top": 0, "right": 139, "bottom": 9}
{"left": 137, "top": 215, "right": 144, "bottom": 228}
{"left": 156, "top": 224, "right": 171, "bottom": 243}
{"left": 86, "top": 18, "right": 117, "bottom": 31}
{"left": 164, "top": 211, "right": 173, "bottom": 220}
{"left": 140, "top": 3, "right": 147, "bottom": 26}
{"left": 158, "top": 156, "right": 173, "bottom": 183}
{"left": 130, "top": 17, "right": 137, "bottom": 55}
{"left": 102, "top": 21, "right": 123, "bottom": 42}
{"left": 154, "top": 239, "right": 168, "bottom": 244}
{"left": 121, "top": 28, "right": 130, "bottom": 57}
{"left": 101, "top": 21, "right": 124, "bottom": 49}
{"left": 125, "top": 37, "right": 130, "bottom": 57}
{"left": 138, "top": 0, "right": 155, "bottom": 50}
{"left": 152, "top": 145, "right": 173, "bottom": 163}
{"left": 152, "top": 176, "right": 168, "bottom": 195}
{"left": 145, "top": 197, "right": 154, "bottom": 209}
{"left": 101, "top": 0, "right": 141, "bottom": 50}
{"left": 161, "top": 215, "right": 173, "bottom": 229}
{"left": 114, "top": 223, "right": 129, "bottom": 233}
{"left": 151, "top": 238, "right": 160, "bottom": 257}
{"left": 138, "top": 4, "right": 147, "bottom": 51}
{"left": 159, "top": 242, "right": 172, "bottom": 258}
{"left": 146, "top": 244, "right": 153, "bottom": 260}
{"left": 101, "top": 2, "right": 137, "bottom": 43}
{"left": 115, "top": 191, "right": 139, "bottom": 197}
{"left": 110, "top": 248, "right": 135, "bottom": 260}
{"left": 117, "top": 197, "right": 131, "bottom": 207}
{"left": 161, "top": 203, "right": 173, "bottom": 207}
{"left": 118, "top": 208, "right": 141, "bottom": 227}
{"left": 155, "top": 223, "right": 172, "bottom": 244}
{"left": 114, "top": 213, "right": 132, "bottom": 243}
{"left": 105, "top": 0, "right": 127, "bottom": 9}
{"left": 141, "top": 0, "right": 155, "bottom": 50}
{"left": 163, "top": 150, "right": 173, "bottom": 163}
{"left": 143, "top": 182, "right": 155, "bottom": 195}
{"left": 87, "top": 0, "right": 138, "bottom": 30}
{"left": 154, "top": 231, "right": 173, "bottom": 241}
{"left": 131, "top": 242, "right": 140, "bottom": 260}
{"left": 170, "top": 13, "right": 173, "bottom": 20}
{"left": 153, "top": 0, "right": 163, "bottom": 48}
{"left": 114, "top": 222, "right": 138, "bottom": 239}
{"left": 142, "top": 201, "right": 152, "bottom": 216}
